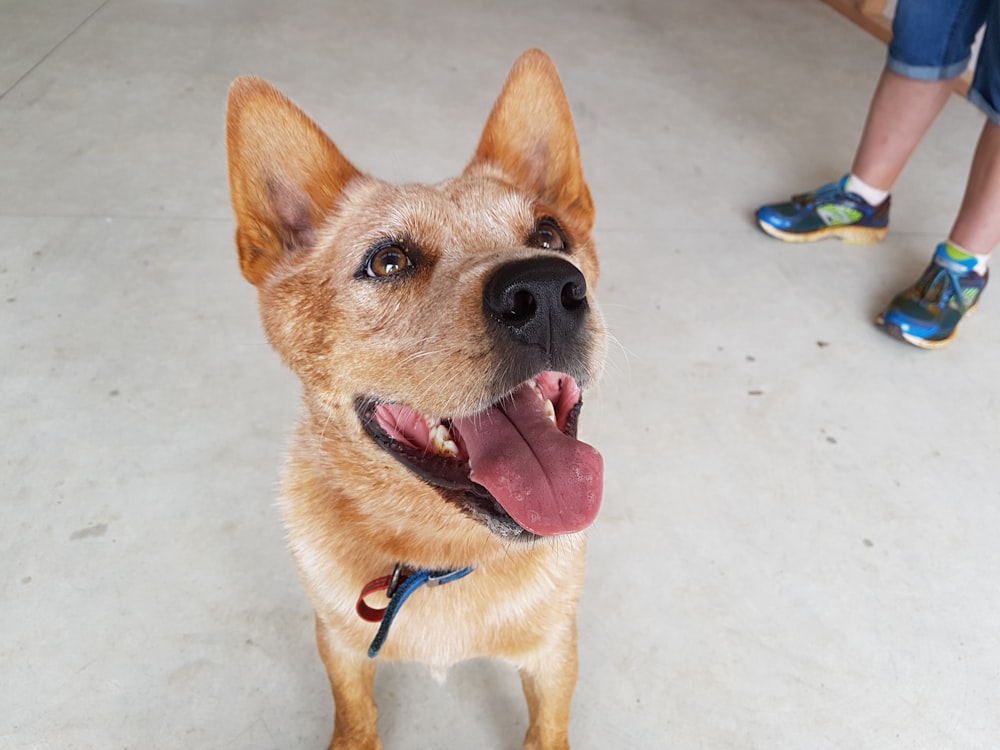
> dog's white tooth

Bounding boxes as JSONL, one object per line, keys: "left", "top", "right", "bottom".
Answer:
{"left": 544, "top": 399, "right": 556, "bottom": 424}
{"left": 431, "top": 424, "right": 458, "bottom": 457}
{"left": 425, "top": 415, "right": 440, "bottom": 430}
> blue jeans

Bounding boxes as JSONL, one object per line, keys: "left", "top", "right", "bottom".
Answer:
{"left": 888, "top": 0, "right": 1000, "bottom": 124}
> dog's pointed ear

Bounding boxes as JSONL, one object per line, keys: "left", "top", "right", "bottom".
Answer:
{"left": 466, "top": 49, "right": 593, "bottom": 231}
{"left": 226, "top": 77, "right": 361, "bottom": 285}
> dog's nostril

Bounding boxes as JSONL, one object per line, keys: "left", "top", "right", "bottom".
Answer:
{"left": 561, "top": 280, "right": 586, "bottom": 311}
{"left": 503, "top": 289, "right": 537, "bottom": 323}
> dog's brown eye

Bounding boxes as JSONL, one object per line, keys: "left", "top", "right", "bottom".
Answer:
{"left": 367, "top": 245, "right": 410, "bottom": 277}
{"left": 529, "top": 219, "right": 567, "bottom": 252}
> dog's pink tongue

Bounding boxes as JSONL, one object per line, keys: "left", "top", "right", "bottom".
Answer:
{"left": 453, "top": 384, "right": 602, "bottom": 536}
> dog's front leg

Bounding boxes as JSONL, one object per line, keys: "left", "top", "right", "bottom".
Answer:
{"left": 519, "top": 626, "right": 579, "bottom": 750}
{"left": 315, "top": 614, "right": 381, "bottom": 750}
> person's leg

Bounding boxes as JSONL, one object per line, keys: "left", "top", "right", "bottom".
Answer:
{"left": 949, "top": 118, "right": 1000, "bottom": 255}
{"left": 873, "top": 131, "right": 998, "bottom": 349}
{"left": 876, "top": 3, "right": 1000, "bottom": 349}
{"left": 754, "top": 72, "right": 954, "bottom": 244}
{"left": 855, "top": 0, "right": 992, "bottom": 190}
{"left": 756, "top": 0, "right": 988, "bottom": 244}
{"left": 849, "top": 70, "right": 954, "bottom": 192}
{"left": 952, "top": 0, "right": 1000, "bottom": 256}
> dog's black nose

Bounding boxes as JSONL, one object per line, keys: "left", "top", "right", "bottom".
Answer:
{"left": 483, "top": 256, "right": 588, "bottom": 356}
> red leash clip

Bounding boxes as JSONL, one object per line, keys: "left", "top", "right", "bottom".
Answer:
{"left": 356, "top": 564, "right": 407, "bottom": 623}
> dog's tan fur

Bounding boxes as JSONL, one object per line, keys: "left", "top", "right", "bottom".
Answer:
{"left": 226, "top": 50, "right": 605, "bottom": 750}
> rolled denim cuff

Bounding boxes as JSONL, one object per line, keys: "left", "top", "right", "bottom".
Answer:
{"left": 968, "top": 87, "right": 1000, "bottom": 126}
{"left": 886, "top": 51, "right": 970, "bottom": 81}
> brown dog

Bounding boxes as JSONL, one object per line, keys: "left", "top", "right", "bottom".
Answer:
{"left": 226, "top": 49, "right": 606, "bottom": 750}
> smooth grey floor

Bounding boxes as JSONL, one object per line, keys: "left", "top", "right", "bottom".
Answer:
{"left": 3, "top": 1, "right": 999, "bottom": 748}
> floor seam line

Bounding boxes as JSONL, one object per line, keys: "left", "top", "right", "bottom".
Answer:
{"left": 0, "top": 0, "right": 113, "bottom": 102}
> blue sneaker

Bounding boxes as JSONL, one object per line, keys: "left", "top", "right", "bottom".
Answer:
{"left": 756, "top": 176, "right": 890, "bottom": 243}
{"left": 876, "top": 243, "right": 988, "bottom": 349}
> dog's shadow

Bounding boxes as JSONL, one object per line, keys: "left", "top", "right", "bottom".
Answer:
{"left": 375, "top": 659, "right": 526, "bottom": 748}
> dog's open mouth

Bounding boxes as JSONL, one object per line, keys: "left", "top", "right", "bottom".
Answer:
{"left": 356, "top": 371, "right": 603, "bottom": 538}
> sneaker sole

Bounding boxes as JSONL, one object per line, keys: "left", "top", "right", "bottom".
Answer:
{"left": 873, "top": 303, "right": 977, "bottom": 350}
{"left": 757, "top": 220, "right": 887, "bottom": 245}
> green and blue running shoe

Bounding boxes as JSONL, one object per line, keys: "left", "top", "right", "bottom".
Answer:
{"left": 756, "top": 176, "right": 890, "bottom": 243}
{"left": 875, "top": 243, "right": 988, "bottom": 349}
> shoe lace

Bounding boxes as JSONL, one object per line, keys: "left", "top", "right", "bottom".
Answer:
{"left": 791, "top": 183, "right": 840, "bottom": 209}
{"left": 913, "top": 264, "right": 977, "bottom": 311}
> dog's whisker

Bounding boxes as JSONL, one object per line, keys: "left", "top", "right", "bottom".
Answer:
{"left": 313, "top": 391, "right": 340, "bottom": 442}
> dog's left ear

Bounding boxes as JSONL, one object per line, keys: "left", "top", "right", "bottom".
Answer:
{"left": 466, "top": 49, "right": 594, "bottom": 232}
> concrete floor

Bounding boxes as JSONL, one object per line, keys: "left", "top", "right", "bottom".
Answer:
{"left": 3, "top": 1, "right": 1000, "bottom": 748}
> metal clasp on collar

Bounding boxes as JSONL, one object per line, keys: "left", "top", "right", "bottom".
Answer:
{"left": 386, "top": 563, "right": 406, "bottom": 598}
{"left": 426, "top": 567, "right": 475, "bottom": 586}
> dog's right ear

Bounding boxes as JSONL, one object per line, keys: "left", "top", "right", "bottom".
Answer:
{"left": 226, "top": 77, "right": 360, "bottom": 285}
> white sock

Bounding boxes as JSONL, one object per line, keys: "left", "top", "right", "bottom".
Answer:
{"left": 845, "top": 173, "right": 889, "bottom": 207}
{"left": 941, "top": 239, "right": 991, "bottom": 275}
